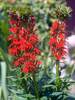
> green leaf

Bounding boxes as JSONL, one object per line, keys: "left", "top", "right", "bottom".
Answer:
{"left": 51, "top": 92, "right": 62, "bottom": 96}
{"left": 13, "top": 95, "right": 27, "bottom": 100}
{"left": 1, "top": 61, "right": 7, "bottom": 100}
{"left": 25, "top": 94, "right": 35, "bottom": 98}
{"left": 41, "top": 96, "right": 48, "bottom": 100}
{"left": 0, "top": 86, "right": 2, "bottom": 100}
{"left": 43, "top": 84, "right": 56, "bottom": 89}
{"left": 0, "top": 20, "right": 9, "bottom": 37}
{"left": 0, "top": 48, "right": 13, "bottom": 71}
{"left": 57, "top": 95, "right": 63, "bottom": 100}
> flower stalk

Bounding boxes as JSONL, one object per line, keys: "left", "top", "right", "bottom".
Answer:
{"left": 56, "top": 60, "right": 62, "bottom": 91}
{"left": 32, "top": 73, "right": 40, "bottom": 100}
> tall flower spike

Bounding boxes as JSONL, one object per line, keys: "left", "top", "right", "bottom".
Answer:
{"left": 49, "top": 20, "right": 67, "bottom": 60}
{"left": 8, "top": 12, "right": 41, "bottom": 73}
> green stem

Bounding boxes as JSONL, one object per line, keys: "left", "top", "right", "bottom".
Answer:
{"left": 56, "top": 60, "right": 62, "bottom": 91}
{"left": 32, "top": 73, "right": 40, "bottom": 100}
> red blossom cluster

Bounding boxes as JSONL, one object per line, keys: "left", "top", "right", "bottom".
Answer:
{"left": 8, "top": 12, "right": 41, "bottom": 73}
{"left": 49, "top": 20, "right": 67, "bottom": 60}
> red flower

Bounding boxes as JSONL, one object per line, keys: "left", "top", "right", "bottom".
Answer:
{"left": 49, "top": 20, "right": 67, "bottom": 60}
{"left": 24, "top": 52, "right": 36, "bottom": 61}
{"left": 8, "top": 12, "right": 41, "bottom": 73}
{"left": 22, "top": 61, "right": 37, "bottom": 73}
{"left": 9, "top": 27, "right": 18, "bottom": 34}
{"left": 8, "top": 47, "right": 18, "bottom": 56}
{"left": 22, "top": 66, "right": 29, "bottom": 73}
{"left": 51, "top": 21, "right": 59, "bottom": 30}
{"left": 25, "top": 42, "right": 33, "bottom": 51}
{"left": 34, "top": 48, "right": 41, "bottom": 55}
{"left": 7, "top": 34, "right": 14, "bottom": 41}
{"left": 49, "top": 38, "right": 57, "bottom": 46}
{"left": 9, "top": 20, "right": 17, "bottom": 26}
{"left": 29, "top": 34, "right": 38, "bottom": 45}
{"left": 13, "top": 60, "right": 20, "bottom": 67}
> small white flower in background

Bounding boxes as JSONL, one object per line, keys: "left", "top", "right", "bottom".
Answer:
{"left": 66, "top": 35, "right": 75, "bottom": 65}
{"left": 67, "top": 35, "right": 75, "bottom": 48}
